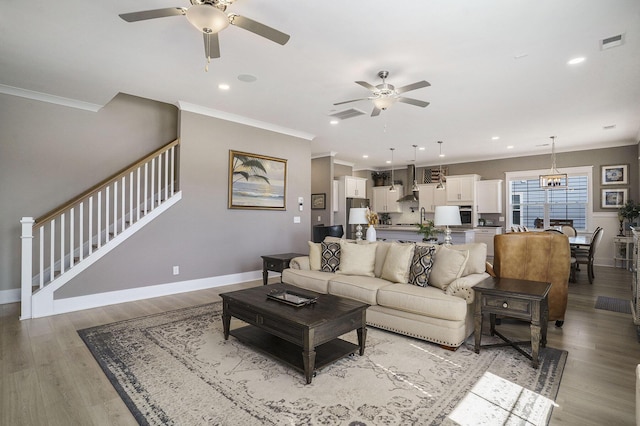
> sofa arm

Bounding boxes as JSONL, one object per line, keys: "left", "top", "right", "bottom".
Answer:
{"left": 290, "top": 256, "right": 311, "bottom": 270}
{"left": 445, "top": 272, "right": 490, "bottom": 303}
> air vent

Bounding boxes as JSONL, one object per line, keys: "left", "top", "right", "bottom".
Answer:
{"left": 603, "top": 124, "right": 616, "bottom": 130}
{"left": 329, "top": 108, "right": 366, "bottom": 120}
{"left": 600, "top": 34, "right": 624, "bottom": 50}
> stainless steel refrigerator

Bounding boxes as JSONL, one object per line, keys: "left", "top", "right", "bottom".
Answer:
{"left": 345, "top": 197, "right": 370, "bottom": 239}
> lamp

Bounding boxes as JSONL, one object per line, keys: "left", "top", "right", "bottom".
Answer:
{"left": 186, "top": 4, "right": 230, "bottom": 34}
{"left": 411, "top": 144, "right": 420, "bottom": 192}
{"left": 349, "top": 208, "right": 368, "bottom": 240}
{"left": 434, "top": 205, "right": 461, "bottom": 245}
{"left": 389, "top": 148, "right": 396, "bottom": 192}
{"left": 436, "top": 141, "right": 445, "bottom": 190}
{"left": 539, "top": 136, "right": 567, "bottom": 189}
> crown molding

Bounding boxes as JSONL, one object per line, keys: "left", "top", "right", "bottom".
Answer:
{"left": 311, "top": 152, "right": 337, "bottom": 159}
{"left": 177, "top": 101, "right": 315, "bottom": 141}
{"left": 0, "top": 84, "right": 103, "bottom": 112}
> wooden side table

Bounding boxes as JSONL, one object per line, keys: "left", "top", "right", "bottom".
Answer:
{"left": 473, "top": 276, "right": 551, "bottom": 368}
{"left": 261, "top": 253, "right": 306, "bottom": 285}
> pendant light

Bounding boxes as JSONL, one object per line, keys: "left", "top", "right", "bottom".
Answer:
{"left": 436, "top": 141, "right": 445, "bottom": 190}
{"left": 411, "top": 144, "right": 420, "bottom": 192}
{"left": 539, "top": 136, "right": 567, "bottom": 189}
{"left": 389, "top": 148, "right": 396, "bottom": 192}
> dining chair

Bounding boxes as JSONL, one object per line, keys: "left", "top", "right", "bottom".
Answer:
{"left": 572, "top": 227, "right": 604, "bottom": 284}
{"left": 561, "top": 225, "right": 577, "bottom": 237}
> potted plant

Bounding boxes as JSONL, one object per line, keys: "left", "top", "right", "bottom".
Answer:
{"left": 416, "top": 220, "right": 439, "bottom": 242}
{"left": 618, "top": 200, "right": 640, "bottom": 236}
{"left": 371, "top": 171, "right": 389, "bottom": 187}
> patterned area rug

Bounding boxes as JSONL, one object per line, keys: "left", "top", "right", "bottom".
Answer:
{"left": 594, "top": 296, "right": 632, "bottom": 314}
{"left": 78, "top": 302, "right": 567, "bottom": 425}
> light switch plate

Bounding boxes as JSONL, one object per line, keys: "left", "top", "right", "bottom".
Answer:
{"left": 293, "top": 216, "right": 301, "bottom": 223}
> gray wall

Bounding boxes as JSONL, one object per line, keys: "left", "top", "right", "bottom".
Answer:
{"left": 311, "top": 156, "right": 333, "bottom": 229}
{"left": 55, "top": 110, "right": 311, "bottom": 298}
{"left": 0, "top": 93, "right": 178, "bottom": 295}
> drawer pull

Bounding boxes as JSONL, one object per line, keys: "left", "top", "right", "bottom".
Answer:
{"left": 502, "top": 301, "right": 508, "bottom": 308}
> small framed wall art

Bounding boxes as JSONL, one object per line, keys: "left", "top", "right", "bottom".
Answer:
{"left": 601, "top": 164, "right": 628, "bottom": 185}
{"left": 601, "top": 188, "right": 627, "bottom": 208}
{"left": 228, "top": 150, "right": 287, "bottom": 210}
{"left": 311, "top": 193, "right": 326, "bottom": 210}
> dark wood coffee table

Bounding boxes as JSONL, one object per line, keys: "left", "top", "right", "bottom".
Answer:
{"left": 220, "top": 283, "right": 369, "bottom": 384}
{"left": 473, "top": 277, "right": 551, "bottom": 368}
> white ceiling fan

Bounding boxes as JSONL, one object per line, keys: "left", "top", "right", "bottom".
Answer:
{"left": 119, "top": 0, "right": 290, "bottom": 67}
{"left": 334, "top": 71, "right": 431, "bottom": 117}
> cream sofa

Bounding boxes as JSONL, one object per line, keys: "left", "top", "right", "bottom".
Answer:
{"left": 282, "top": 238, "right": 489, "bottom": 349}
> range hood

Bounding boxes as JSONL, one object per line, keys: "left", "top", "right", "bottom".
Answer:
{"left": 397, "top": 164, "right": 419, "bottom": 203}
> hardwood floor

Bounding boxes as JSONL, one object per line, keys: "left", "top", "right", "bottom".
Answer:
{"left": 1, "top": 268, "right": 637, "bottom": 425}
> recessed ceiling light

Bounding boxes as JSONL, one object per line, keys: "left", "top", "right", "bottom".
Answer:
{"left": 492, "top": 136, "right": 500, "bottom": 140}
{"left": 237, "top": 74, "right": 257, "bottom": 83}
{"left": 362, "top": 154, "right": 369, "bottom": 158}
{"left": 218, "top": 83, "right": 230, "bottom": 90}
{"left": 386, "top": 160, "right": 391, "bottom": 164}
{"left": 567, "top": 57, "right": 586, "bottom": 65}
{"left": 507, "top": 145, "right": 514, "bottom": 149}
{"left": 329, "top": 119, "right": 339, "bottom": 125}
{"left": 419, "top": 147, "right": 426, "bottom": 151}
{"left": 514, "top": 53, "right": 529, "bottom": 60}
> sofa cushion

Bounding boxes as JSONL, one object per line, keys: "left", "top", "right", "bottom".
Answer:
{"left": 281, "top": 268, "right": 332, "bottom": 294}
{"left": 337, "top": 240, "right": 377, "bottom": 277}
{"left": 308, "top": 241, "right": 321, "bottom": 271}
{"left": 429, "top": 245, "right": 469, "bottom": 290}
{"left": 374, "top": 241, "right": 392, "bottom": 278}
{"left": 321, "top": 241, "right": 341, "bottom": 272}
{"left": 449, "top": 243, "right": 487, "bottom": 276}
{"left": 409, "top": 245, "right": 436, "bottom": 287}
{"left": 377, "top": 284, "right": 468, "bottom": 321}
{"left": 380, "top": 242, "right": 415, "bottom": 283}
{"left": 328, "top": 275, "right": 390, "bottom": 305}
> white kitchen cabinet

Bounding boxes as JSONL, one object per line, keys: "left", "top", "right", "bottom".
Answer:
{"left": 473, "top": 226, "right": 503, "bottom": 259}
{"left": 373, "top": 185, "right": 403, "bottom": 213}
{"left": 417, "top": 184, "right": 447, "bottom": 213}
{"left": 446, "top": 174, "right": 480, "bottom": 205}
{"left": 476, "top": 180, "right": 503, "bottom": 213}
{"left": 342, "top": 176, "right": 367, "bottom": 198}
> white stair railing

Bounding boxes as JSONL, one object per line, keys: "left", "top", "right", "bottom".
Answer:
{"left": 20, "top": 139, "right": 180, "bottom": 319}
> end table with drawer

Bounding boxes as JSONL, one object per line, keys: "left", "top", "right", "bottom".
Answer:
{"left": 473, "top": 276, "right": 551, "bottom": 368}
{"left": 261, "top": 253, "right": 306, "bottom": 285}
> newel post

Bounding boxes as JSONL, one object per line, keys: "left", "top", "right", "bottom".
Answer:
{"left": 20, "top": 217, "right": 34, "bottom": 320}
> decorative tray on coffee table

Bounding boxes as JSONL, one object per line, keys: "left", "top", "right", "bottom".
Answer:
{"left": 267, "top": 289, "right": 318, "bottom": 307}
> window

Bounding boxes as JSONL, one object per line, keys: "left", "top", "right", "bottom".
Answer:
{"left": 505, "top": 166, "right": 592, "bottom": 231}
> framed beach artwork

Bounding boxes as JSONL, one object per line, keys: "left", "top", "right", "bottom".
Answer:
{"left": 601, "top": 164, "right": 628, "bottom": 185}
{"left": 601, "top": 188, "right": 627, "bottom": 209}
{"left": 228, "top": 150, "right": 287, "bottom": 210}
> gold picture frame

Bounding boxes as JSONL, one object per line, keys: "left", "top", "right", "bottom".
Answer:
{"left": 228, "top": 150, "right": 287, "bottom": 210}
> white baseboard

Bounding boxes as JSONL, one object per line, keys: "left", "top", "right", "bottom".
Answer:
{"left": 48, "top": 269, "right": 273, "bottom": 317}
{"left": 0, "top": 288, "right": 21, "bottom": 304}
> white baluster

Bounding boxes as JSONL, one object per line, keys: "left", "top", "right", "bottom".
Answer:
{"left": 97, "top": 191, "right": 102, "bottom": 248}
{"left": 50, "top": 219, "right": 55, "bottom": 282}
{"left": 79, "top": 202, "right": 84, "bottom": 261}
{"left": 144, "top": 163, "right": 148, "bottom": 215}
{"left": 113, "top": 181, "right": 117, "bottom": 238}
{"left": 129, "top": 172, "right": 134, "bottom": 228}
{"left": 170, "top": 146, "right": 175, "bottom": 196}
{"left": 164, "top": 150, "right": 169, "bottom": 201}
{"left": 122, "top": 176, "right": 126, "bottom": 233}
{"left": 39, "top": 226, "right": 44, "bottom": 288}
{"left": 70, "top": 208, "right": 74, "bottom": 268}
{"left": 60, "top": 213, "right": 65, "bottom": 274}
{"left": 137, "top": 167, "right": 141, "bottom": 221}
{"left": 105, "top": 187, "right": 110, "bottom": 243}
{"left": 89, "top": 196, "right": 94, "bottom": 254}
{"left": 150, "top": 157, "right": 155, "bottom": 211}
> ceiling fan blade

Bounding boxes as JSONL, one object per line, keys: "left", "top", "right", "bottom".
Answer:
{"left": 371, "top": 107, "right": 382, "bottom": 117}
{"left": 355, "top": 81, "right": 377, "bottom": 91}
{"left": 396, "top": 80, "right": 431, "bottom": 94}
{"left": 119, "top": 8, "right": 186, "bottom": 23}
{"left": 333, "top": 98, "right": 368, "bottom": 106}
{"left": 397, "top": 97, "right": 430, "bottom": 108}
{"left": 203, "top": 32, "right": 221, "bottom": 59}
{"left": 229, "top": 14, "right": 290, "bottom": 45}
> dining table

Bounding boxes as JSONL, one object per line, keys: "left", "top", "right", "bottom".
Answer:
{"left": 569, "top": 235, "right": 590, "bottom": 248}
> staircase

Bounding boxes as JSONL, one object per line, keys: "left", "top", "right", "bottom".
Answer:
{"left": 20, "top": 139, "right": 182, "bottom": 319}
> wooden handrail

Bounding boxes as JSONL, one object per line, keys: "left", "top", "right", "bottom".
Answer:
{"left": 34, "top": 139, "right": 180, "bottom": 228}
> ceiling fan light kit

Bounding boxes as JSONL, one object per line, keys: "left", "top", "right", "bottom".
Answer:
{"left": 186, "top": 4, "right": 229, "bottom": 33}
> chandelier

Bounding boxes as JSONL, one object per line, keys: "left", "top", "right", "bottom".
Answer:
{"left": 539, "top": 136, "right": 567, "bottom": 189}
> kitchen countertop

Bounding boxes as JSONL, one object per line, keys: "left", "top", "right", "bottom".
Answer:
{"left": 376, "top": 225, "right": 474, "bottom": 233}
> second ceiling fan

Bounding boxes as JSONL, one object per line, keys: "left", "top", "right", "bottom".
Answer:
{"left": 334, "top": 71, "right": 431, "bottom": 117}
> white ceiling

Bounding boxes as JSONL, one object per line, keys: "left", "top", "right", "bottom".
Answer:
{"left": 2, "top": 0, "right": 639, "bottom": 170}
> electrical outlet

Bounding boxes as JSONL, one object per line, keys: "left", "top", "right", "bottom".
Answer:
{"left": 499, "top": 216, "right": 505, "bottom": 222}
{"left": 172, "top": 266, "right": 179, "bottom": 275}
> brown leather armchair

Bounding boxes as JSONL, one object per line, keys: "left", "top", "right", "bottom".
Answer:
{"left": 490, "top": 232, "right": 571, "bottom": 327}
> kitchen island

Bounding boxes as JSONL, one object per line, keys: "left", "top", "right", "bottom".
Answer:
{"left": 375, "top": 225, "right": 475, "bottom": 244}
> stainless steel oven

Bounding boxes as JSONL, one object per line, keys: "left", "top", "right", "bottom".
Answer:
{"left": 459, "top": 206, "right": 472, "bottom": 225}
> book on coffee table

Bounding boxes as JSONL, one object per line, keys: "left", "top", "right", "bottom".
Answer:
{"left": 267, "top": 289, "right": 318, "bottom": 307}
